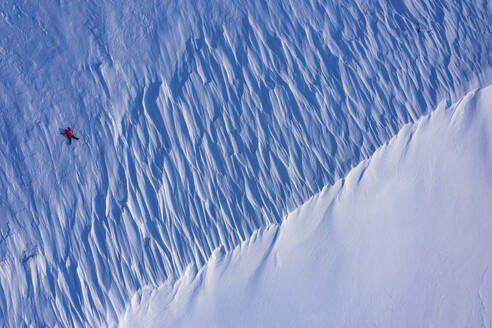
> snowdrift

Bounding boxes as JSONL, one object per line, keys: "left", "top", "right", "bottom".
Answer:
{"left": 0, "top": 0, "right": 491, "bottom": 326}
{"left": 121, "top": 85, "right": 492, "bottom": 327}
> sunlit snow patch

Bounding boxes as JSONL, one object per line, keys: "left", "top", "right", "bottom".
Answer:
{"left": 121, "top": 85, "right": 492, "bottom": 328}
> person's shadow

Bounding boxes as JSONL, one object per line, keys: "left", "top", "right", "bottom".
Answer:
{"left": 58, "top": 128, "right": 69, "bottom": 144}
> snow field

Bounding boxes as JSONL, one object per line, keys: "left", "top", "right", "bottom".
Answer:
{"left": 0, "top": 0, "right": 491, "bottom": 326}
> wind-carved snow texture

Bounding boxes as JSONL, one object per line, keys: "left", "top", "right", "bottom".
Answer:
{"left": 0, "top": 0, "right": 491, "bottom": 326}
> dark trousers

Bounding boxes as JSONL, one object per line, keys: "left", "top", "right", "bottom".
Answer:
{"left": 69, "top": 136, "right": 79, "bottom": 144}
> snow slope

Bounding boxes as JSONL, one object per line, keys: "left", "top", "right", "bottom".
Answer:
{"left": 121, "top": 85, "right": 492, "bottom": 328}
{"left": 0, "top": 0, "right": 491, "bottom": 326}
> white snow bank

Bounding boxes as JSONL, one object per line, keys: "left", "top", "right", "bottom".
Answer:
{"left": 121, "top": 85, "right": 492, "bottom": 327}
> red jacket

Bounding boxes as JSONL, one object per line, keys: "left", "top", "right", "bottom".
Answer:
{"left": 64, "top": 128, "right": 74, "bottom": 137}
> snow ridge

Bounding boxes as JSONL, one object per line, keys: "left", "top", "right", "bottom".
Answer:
{"left": 0, "top": 0, "right": 491, "bottom": 326}
{"left": 121, "top": 84, "right": 492, "bottom": 328}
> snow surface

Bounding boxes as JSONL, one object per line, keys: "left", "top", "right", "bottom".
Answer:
{"left": 121, "top": 85, "right": 492, "bottom": 328}
{"left": 0, "top": 0, "right": 491, "bottom": 326}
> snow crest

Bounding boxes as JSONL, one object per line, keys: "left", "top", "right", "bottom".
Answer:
{"left": 121, "top": 84, "right": 492, "bottom": 328}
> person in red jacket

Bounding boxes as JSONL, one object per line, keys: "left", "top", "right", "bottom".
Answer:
{"left": 61, "top": 127, "right": 79, "bottom": 145}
